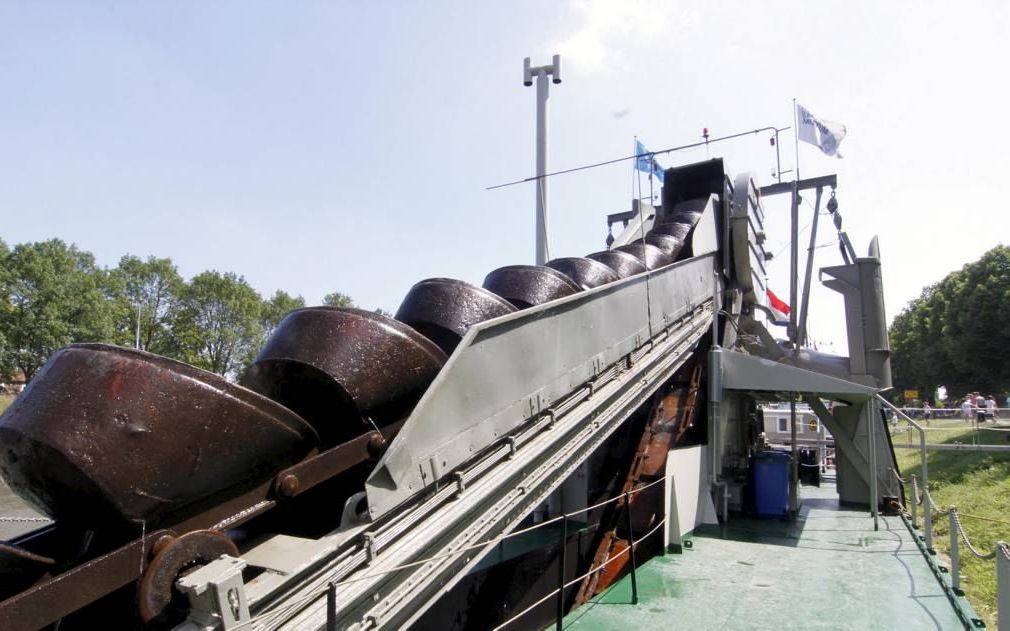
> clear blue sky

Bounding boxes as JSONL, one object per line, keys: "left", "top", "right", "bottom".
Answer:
{"left": 2, "top": 1, "right": 1008, "bottom": 350}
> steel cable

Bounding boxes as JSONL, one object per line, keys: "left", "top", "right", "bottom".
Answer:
{"left": 493, "top": 518, "right": 667, "bottom": 630}
{"left": 487, "top": 126, "right": 787, "bottom": 191}
{"left": 242, "top": 477, "right": 667, "bottom": 629}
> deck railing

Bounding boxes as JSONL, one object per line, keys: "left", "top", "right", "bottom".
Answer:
{"left": 897, "top": 472, "right": 1010, "bottom": 631}
{"left": 877, "top": 396, "right": 932, "bottom": 549}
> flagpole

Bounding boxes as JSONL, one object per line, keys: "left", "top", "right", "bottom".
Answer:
{"left": 789, "top": 98, "right": 800, "bottom": 346}
{"left": 631, "top": 136, "right": 637, "bottom": 202}
{"left": 792, "top": 98, "right": 800, "bottom": 180}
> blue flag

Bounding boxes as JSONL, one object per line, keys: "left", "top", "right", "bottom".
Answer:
{"left": 634, "top": 140, "right": 665, "bottom": 183}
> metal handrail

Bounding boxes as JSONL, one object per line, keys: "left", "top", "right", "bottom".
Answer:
{"left": 998, "top": 542, "right": 1010, "bottom": 631}
{"left": 877, "top": 395, "right": 933, "bottom": 551}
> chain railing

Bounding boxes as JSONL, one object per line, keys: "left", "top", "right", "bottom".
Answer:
{"left": 890, "top": 466, "right": 1010, "bottom": 627}
{"left": 907, "top": 491, "right": 1009, "bottom": 628}
{"left": 0, "top": 516, "right": 53, "bottom": 523}
{"left": 946, "top": 507, "right": 1010, "bottom": 631}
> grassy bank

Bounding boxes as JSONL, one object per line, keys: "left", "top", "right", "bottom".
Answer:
{"left": 893, "top": 423, "right": 1010, "bottom": 627}
{"left": 0, "top": 395, "right": 12, "bottom": 415}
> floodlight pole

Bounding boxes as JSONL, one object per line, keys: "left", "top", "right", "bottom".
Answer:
{"left": 524, "top": 55, "right": 562, "bottom": 265}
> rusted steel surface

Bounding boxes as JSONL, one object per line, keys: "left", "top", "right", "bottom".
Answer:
{"left": 627, "top": 482, "right": 663, "bottom": 533}
{"left": 644, "top": 233, "right": 684, "bottom": 260}
{"left": 671, "top": 364, "right": 704, "bottom": 447}
{"left": 167, "top": 418, "right": 404, "bottom": 533}
{"left": 395, "top": 278, "right": 517, "bottom": 355}
{"left": 0, "top": 529, "right": 173, "bottom": 631}
{"left": 270, "top": 418, "right": 404, "bottom": 502}
{"left": 545, "top": 257, "right": 620, "bottom": 290}
{"left": 0, "top": 542, "right": 53, "bottom": 597}
{"left": 242, "top": 307, "right": 446, "bottom": 446}
{"left": 592, "top": 538, "right": 629, "bottom": 589}
{"left": 138, "top": 529, "right": 239, "bottom": 623}
{"left": 0, "top": 417, "right": 403, "bottom": 629}
{"left": 574, "top": 377, "right": 697, "bottom": 605}
{"left": 614, "top": 242, "right": 670, "bottom": 270}
{"left": 585, "top": 250, "right": 647, "bottom": 278}
{"left": 0, "top": 345, "right": 317, "bottom": 527}
{"left": 482, "top": 265, "right": 581, "bottom": 309}
{"left": 0, "top": 542, "right": 53, "bottom": 568}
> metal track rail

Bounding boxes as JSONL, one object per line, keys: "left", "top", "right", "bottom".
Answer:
{"left": 242, "top": 301, "right": 712, "bottom": 630}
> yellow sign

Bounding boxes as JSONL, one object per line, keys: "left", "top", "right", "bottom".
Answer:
{"left": 904, "top": 389, "right": 919, "bottom": 400}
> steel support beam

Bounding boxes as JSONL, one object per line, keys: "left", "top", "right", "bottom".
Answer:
{"left": 760, "top": 174, "right": 838, "bottom": 197}
{"left": 239, "top": 304, "right": 712, "bottom": 630}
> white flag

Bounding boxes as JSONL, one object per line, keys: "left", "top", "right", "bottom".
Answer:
{"left": 796, "top": 103, "right": 846, "bottom": 158}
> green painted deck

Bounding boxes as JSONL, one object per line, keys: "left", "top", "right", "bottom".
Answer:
{"left": 562, "top": 482, "right": 966, "bottom": 630}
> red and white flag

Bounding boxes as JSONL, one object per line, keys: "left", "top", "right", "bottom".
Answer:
{"left": 766, "top": 289, "right": 790, "bottom": 325}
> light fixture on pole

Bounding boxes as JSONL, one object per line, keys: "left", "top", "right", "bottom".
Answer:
{"left": 523, "top": 55, "right": 562, "bottom": 265}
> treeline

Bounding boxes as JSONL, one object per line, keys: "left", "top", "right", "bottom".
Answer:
{"left": 889, "top": 245, "right": 1010, "bottom": 401}
{"left": 0, "top": 238, "right": 365, "bottom": 382}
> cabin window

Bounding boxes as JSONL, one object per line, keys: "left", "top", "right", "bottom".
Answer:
{"left": 777, "top": 417, "right": 788, "bottom": 432}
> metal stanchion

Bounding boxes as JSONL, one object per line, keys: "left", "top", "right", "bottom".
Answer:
{"left": 326, "top": 582, "right": 337, "bottom": 631}
{"left": 910, "top": 474, "right": 918, "bottom": 529}
{"left": 556, "top": 516, "right": 567, "bottom": 631}
{"left": 949, "top": 507, "right": 960, "bottom": 593}
{"left": 878, "top": 397, "right": 932, "bottom": 552}
{"left": 790, "top": 399, "right": 798, "bottom": 516}
{"left": 624, "top": 492, "right": 639, "bottom": 605}
{"left": 867, "top": 403, "right": 879, "bottom": 531}
{"left": 997, "top": 541, "right": 1009, "bottom": 631}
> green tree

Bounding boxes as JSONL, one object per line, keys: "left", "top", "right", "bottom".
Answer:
{"left": 940, "top": 247, "right": 1010, "bottom": 394}
{"left": 322, "top": 292, "right": 355, "bottom": 308}
{"left": 110, "top": 255, "right": 185, "bottom": 355}
{"left": 889, "top": 245, "right": 1010, "bottom": 399}
{"left": 0, "top": 239, "right": 115, "bottom": 381}
{"left": 0, "top": 239, "right": 10, "bottom": 374}
{"left": 173, "top": 271, "right": 263, "bottom": 378}
{"left": 261, "top": 290, "right": 305, "bottom": 338}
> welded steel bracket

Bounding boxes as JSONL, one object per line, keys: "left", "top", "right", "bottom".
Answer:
{"left": 176, "top": 555, "right": 250, "bottom": 631}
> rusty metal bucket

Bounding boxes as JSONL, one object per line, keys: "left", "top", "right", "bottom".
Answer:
{"left": 395, "top": 278, "right": 517, "bottom": 356}
{"left": 241, "top": 307, "right": 447, "bottom": 447}
{"left": 614, "top": 242, "right": 670, "bottom": 269}
{"left": 545, "top": 257, "right": 620, "bottom": 290}
{"left": 585, "top": 250, "right": 646, "bottom": 278}
{"left": 482, "top": 265, "right": 581, "bottom": 309}
{"left": 0, "top": 345, "right": 318, "bottom": 527}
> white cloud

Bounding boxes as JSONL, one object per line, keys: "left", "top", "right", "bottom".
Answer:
{"left": 550, "top": 0, "right": 698, "bottom": 75}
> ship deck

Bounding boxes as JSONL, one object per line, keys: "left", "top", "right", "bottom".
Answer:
{"left": 562, "top": 481, "right": 968, "bottom": 630}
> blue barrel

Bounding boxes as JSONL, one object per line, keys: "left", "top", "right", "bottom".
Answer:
{"left": 752, "top": 451, "right": 791, "bottom": 518}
